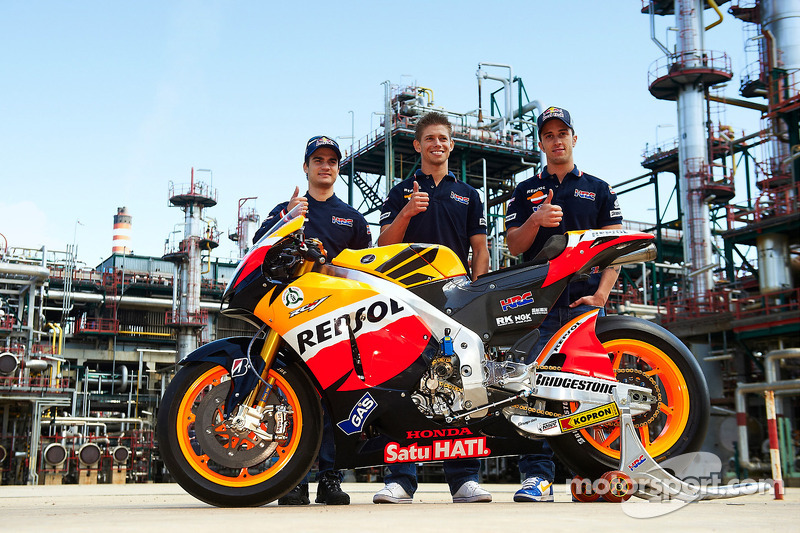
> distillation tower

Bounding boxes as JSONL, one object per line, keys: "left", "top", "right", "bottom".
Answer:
{"left": 163, "top": 169, "right": 219, "bottom": 361}
{"left": 228, "top": 197, "right": 260, "bottom": 260}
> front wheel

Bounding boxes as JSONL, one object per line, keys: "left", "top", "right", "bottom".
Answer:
{"left": 549, "top": 316, "right": 709, "bottom": 478}
{"left": 156, "top": 361, "right": 322, "bottom": 507}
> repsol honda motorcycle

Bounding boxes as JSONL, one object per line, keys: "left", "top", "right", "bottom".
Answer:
{"left": 157, "top": 206, "right": 712, "bottom": 506}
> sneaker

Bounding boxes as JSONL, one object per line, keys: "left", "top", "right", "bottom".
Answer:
{"left": 373, "top": 482, "right": 413, "bottom": 504}
{"left": 452, "top": 480, "right": 492, "bottom": 503}
{"left": 315, "top": 471, "right": 350, "bottom": 505}
{"left": 514, "top": 476, "right": 554, "bottom": 502}
{"left": 278, "top": 483, "right": 310, "bottom": 505}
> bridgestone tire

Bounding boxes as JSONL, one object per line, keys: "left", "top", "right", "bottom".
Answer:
{"left": 157, "top": 361, "right": 322, "bottom": 507}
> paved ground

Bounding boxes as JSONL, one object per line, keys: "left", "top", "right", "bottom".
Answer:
{"left": 1, "top": 482, "right": 796, "bottom": 533}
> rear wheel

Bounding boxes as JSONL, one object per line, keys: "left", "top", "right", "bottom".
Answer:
{"left": 157, "top": 361, "right": 322, "bottom": 507}
{"left": 549, "top": 316, "right": 709, "bottom": 478}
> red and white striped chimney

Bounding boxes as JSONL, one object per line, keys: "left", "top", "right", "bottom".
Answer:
{"left": 112, "top": 207, "right": 132, "bottom": 255}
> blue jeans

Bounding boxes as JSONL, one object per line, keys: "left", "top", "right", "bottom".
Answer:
{"left": 517, "top": 304, "right": 603, "bottom": 482}
{"left": 385, "top": 459, "right": 480, "bottom": 496}
{"left": 303, "top": 408, "right": 340, "bottom": 483}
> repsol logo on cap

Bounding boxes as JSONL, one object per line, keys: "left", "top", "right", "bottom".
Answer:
{"left": 295, "top": 297, "right": 406, "bottom": 355}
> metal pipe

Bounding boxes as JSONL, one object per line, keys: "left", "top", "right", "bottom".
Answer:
{"left": 45, "top": 289, "right": 220, "bottom": 311}
{"left": 41, "top": 416, "right": 150, "bottom": 427}
{"left": 705, "top": 0, "right": 723, "bottom": 31}
{"left": 765, "top": 390, "right": 785, "bottom": 500}
{"left": 735, "top": 379, "right": 800, "bottom": 468}
{"left": 649, "top": 0, "right": 671, "bottom": 56}
{"left": 0, "top": 263, "right": 50, "bottom": 279}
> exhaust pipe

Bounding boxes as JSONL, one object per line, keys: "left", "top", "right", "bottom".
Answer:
{"left": 610, "top": 244, "right": 657, "bottom": 267}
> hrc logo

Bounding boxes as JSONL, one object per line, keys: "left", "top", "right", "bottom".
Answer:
{"left": 332, "top": 216, "right": 353, "bottom": 226}
{"left": 500, "top": 291, "right": 534, "bottom": 311}
{"left": 450, "top": 191, "right": 469, "bottom": 205}
{"left": 628, "top": 454, "right": 646, "bottom": 471}
{"left": 574, "top": 189, "right": 596, "bottom": 201}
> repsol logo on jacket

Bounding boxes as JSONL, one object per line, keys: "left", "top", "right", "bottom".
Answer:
{"left": 296, "top": 298, "right": 405, "bottom": 355}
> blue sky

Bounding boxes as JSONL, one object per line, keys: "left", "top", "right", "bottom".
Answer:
{"left": 0, "top": 1, "right": 763, "bottom": 268}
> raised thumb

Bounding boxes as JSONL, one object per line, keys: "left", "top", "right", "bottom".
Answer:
{"left": 413, "top": 181, "right": 419, "bottom": 193}
{"left": 291, "top": 186, "right": 300, "bottom": 199}
{"left": 544, "top": 189, "right": 553, "bottom": 204}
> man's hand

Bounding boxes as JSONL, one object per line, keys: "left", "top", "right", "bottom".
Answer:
{"left": 287, "top": 186, "right": 308, "bottom": 215}
{"left": 399, "top": 181, "right": 428, "bottom": 219}
{"left": 569, "top": 294, "right": 606, "bottom": 308}
{"left": 532, "top": 189, "right": 562, "bottom": 227}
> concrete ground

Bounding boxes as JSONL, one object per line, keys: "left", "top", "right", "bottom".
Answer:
{"left": 0, "top": 482, "right": 796, "bottom": 533}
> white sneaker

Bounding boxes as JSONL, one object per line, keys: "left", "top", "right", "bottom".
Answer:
{"left": 373, "top": 482, "right": 413, "bottom": 504}
{"left": 452, "top": 480, "right": 492, "bottom": 503}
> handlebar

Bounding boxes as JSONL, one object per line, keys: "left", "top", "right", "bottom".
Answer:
{"left": 299, "top": 239, "right": 326, "bottom": 266}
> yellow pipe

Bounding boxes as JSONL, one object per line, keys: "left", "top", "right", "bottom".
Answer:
{"left": 418, "top": 87, "right": 434, "bottom": 105}
{"left": 706, "top": 0, "right": 723, "bottom": 31}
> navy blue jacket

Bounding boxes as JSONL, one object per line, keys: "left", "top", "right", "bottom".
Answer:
{"left": 505, "top": 166, "right": 622, "bottom": 304}
{"left": 253, "top": 193, "right": 371, "bottom": 259}
{"left": 380, "top": 170, "right": 486, "bottom": 275}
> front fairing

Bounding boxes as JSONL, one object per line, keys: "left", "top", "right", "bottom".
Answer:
{"left": 221, "top": 206, "right": 306, "bottom": 320}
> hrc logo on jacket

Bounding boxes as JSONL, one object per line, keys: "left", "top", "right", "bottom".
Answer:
{"left": 450, "top": 191, "right": 469, "bottom": 205}
{"left": 332, "top": 216, "right": 354, "bottom": 226}
{"left": 574, "top": 189, "right": 596, "bottom": 201}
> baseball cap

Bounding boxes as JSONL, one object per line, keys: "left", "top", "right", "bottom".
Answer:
{"left": 304, "top": 135, "right": 342, "bottom": 162}
{"left": 537, "top": 107, "right": 574, "bottom": 136}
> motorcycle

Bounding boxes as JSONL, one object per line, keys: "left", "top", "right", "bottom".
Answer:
{"left": 157, "top": 205, "right": 712, "bottom": 506}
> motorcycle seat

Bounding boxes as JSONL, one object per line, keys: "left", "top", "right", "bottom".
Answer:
{"left": 470, "top": 235, "right": 566, "bottom": 290}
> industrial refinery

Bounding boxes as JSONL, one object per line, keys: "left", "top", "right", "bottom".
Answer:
{"left": 0, "top": 0, "right": 797, "bottom": 493}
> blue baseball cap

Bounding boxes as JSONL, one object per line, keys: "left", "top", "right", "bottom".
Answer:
{"left": 537, "top": 107, "right": 574, "bottom": 137}
{"left": 304, "top": 135, "right": 342, "bottom": 163}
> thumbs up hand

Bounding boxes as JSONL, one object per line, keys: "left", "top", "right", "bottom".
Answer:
{"left": 533, "top": 189, "right": 563, "bottom": 227}
{"left": 287, "top": 186, "right": 309, "bottom": 215}
{"left": 400, "top": 180, "right": 429, "bottom": 219}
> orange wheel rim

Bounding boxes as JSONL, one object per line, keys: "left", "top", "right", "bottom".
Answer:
{"left": 576, "top": 339, "right": 690, "bottom": 461}
{"left": 175, "top": 366, "right": 303, "bottom": 487}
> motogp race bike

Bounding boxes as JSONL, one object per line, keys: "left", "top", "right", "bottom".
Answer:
{"left": 157, "top": 206, "right": 715, "bottom": 506}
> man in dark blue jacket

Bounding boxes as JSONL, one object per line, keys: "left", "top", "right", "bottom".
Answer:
{"left": 374, "top": 112, "right": 491, "bottom": 504}
{"left": 253, "top": 135, "right": 371, "bottom": 505}
{"left": 505, "top": 107, "right": 623, "bottom": 502}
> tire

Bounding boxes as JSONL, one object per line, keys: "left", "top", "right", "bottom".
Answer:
{"left": 548, "top": 315, "right": 710, "bottom": 479}
{"left": 156, "top": 361, "right": 322, "bottom": 507}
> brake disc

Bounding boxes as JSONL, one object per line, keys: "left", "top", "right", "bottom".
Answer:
{"left": 194, "top": 380, "right": 279, "bottom": 469}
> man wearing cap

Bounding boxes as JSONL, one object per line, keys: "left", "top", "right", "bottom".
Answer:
{"left": 253, "top": 135, "right": 371, "bottom": 506}
{"left": 373, "top": 111, "right": 492, "bottom": 504}
{"left": 504, "top": 107, "right": 623, "bottom": 502}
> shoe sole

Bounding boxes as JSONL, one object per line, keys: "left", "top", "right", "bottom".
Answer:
{"left": 373, "top": 495, "right": 412, "bottom": 504}
{"left": 513, "top": 495, "right": 554, "bottom": 502}
{"left": 452, "top": 495, "right": 492, "bottom": 503}
{"left": 315, "top": 497, "right": 351, "bottom": 505}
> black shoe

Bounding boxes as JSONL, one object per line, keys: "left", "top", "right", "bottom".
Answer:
{"left": 278, "top": 483, "right": 310, "bottom": 505}
{"left": 315, "top": 471, "right": 350, "bottom": 505}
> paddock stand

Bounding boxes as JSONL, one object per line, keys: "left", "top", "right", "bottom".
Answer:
{"left": 613, "top": 388, "right": 772, "bottom": 502}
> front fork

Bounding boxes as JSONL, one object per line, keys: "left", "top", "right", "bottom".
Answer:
{"left": 246, "top": 258, "right": 316, "bottom": 408}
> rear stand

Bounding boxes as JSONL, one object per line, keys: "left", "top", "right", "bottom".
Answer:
{"left": 614, "top": 389, "right": 771, "bottom": 501}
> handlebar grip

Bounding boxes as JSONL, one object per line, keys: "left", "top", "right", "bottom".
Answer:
{"left": 300, "top": 241, "right": 326, "bottom": 265}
